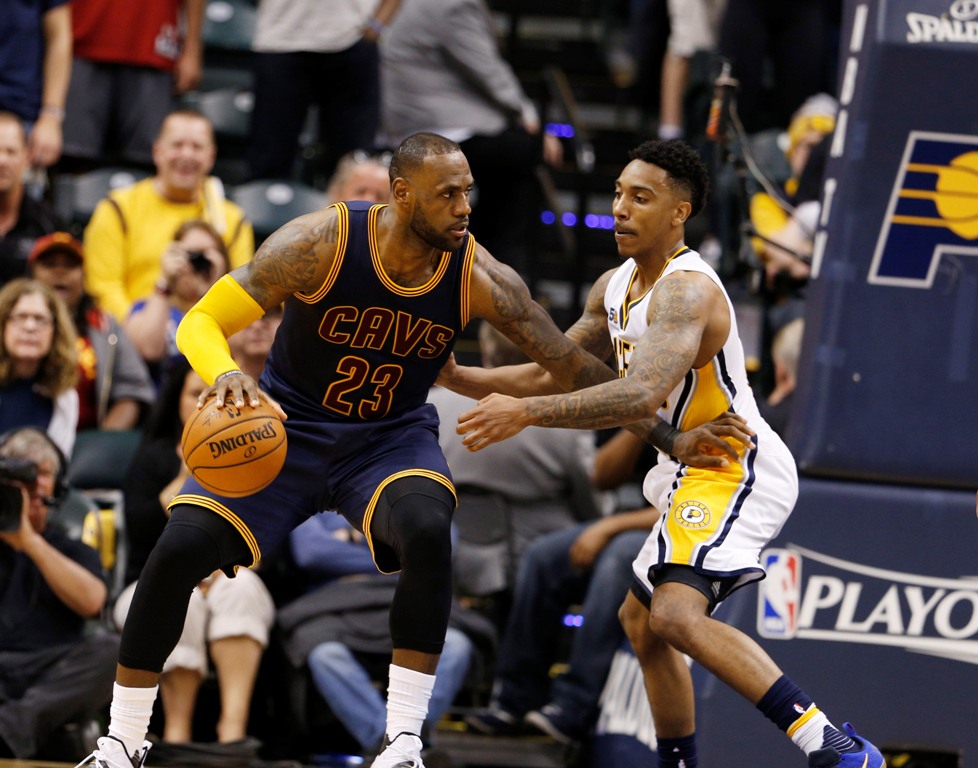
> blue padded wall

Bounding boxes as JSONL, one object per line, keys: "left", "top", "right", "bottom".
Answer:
{"left": 788, "top": 0, "right": 978, "bottom": 488}
{"left": 696, "top": 476, "right": 978, "bottom": 764}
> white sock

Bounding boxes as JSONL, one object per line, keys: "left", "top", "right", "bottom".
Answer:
{"left": 789, "top": 705, "right": 832, "bottom": 754}
{"left": 385, "top": 664, "right": 435, "bottom": 743}
{"left": 107, "top": 683, "right": 159, "bottom": 756}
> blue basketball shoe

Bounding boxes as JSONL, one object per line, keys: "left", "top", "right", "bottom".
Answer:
{"left": 808, "top": 723, "right": 886, "bottom": 767}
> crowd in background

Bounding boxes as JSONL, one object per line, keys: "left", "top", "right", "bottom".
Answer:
{"left": 0, "top": 0, "right": 842, "bottom": 763}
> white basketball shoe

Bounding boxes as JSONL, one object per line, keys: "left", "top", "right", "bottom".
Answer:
{"left": 370, "top": 731, "right": 425, "bottom": 768}
{"left": 73, "top": 735, "right": 152, "bottom": 768}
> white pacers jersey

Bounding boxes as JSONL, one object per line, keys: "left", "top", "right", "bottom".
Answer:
{"left": 605, "top": 246, "right": 799, "bottom": 599}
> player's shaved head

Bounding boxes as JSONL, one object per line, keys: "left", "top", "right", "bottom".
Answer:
{"left": 389, "top": 132, "right": 462, "bottom": 183}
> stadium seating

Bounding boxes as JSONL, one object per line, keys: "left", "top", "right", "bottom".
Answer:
{"left": 52, "top": 166, "right": 149, "bottom": 235}
{"left": 203, "top": 0, "right": 256, "bottom": 62}
{"left": 229, "top": 179, "right": 329, "bottom": 243}
{"left": 65, "top": 429, "right": 142, "bottom": 602}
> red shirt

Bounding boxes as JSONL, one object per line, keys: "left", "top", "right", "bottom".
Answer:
{"left": 71, "top": 0, "right": 183, "bottom": 70}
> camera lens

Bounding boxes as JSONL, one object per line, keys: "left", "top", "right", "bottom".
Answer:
{"left": 0, "top": 484, "right": 23, "bottom": 532}
{"left": 187, "top": 250, "right": 211, "bottom": 274}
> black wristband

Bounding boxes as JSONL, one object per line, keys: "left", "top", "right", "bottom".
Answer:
{"left": 650, "top": 421, "right": 680, "bottom": 455}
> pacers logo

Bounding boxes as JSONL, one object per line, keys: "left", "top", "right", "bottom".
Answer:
{"left": 675, "top": 500, "right": 711, "bottom": 529}
{"left": 868, "top": 131, "right": 978, "bottom": 288}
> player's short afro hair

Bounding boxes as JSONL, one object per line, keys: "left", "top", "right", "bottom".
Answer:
{"left": 627, "top": 140, "right": 711, "bottom": 218}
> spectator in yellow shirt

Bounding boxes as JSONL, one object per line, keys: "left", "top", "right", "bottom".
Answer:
{"left": 82, "top": 109, "right": 253, "bottom": 322}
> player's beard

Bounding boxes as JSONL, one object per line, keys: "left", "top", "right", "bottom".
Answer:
{"left": 410, "top": 208, "right": 461, "bottom": 253}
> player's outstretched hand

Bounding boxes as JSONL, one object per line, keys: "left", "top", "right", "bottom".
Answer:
{"left": 457, "top": 393, "right": 528, "bottom": 451}
{"left": 672, "top": 411, "right": 755, "bottom": 468}
{"left": 199, "top": 371, "right": 288, "bottom": 421}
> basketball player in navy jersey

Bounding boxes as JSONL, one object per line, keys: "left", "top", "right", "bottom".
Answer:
{"left": 76, "top": 133, "right": 754, "bottom": 768}
{"left": 442, "top": 140, "right": 883, "bottom": 768}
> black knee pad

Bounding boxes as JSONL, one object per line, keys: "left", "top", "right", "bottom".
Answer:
{"left": 371, "top": 477, "right": 455, "bottom": 654}
{"left": 371, "top": 476, "right": 455, "bottom": 573}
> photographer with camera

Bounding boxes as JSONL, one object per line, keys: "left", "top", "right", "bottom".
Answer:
{"left": 0, "top": 426, "right": 118, "bottom": 760}
{"left": 124, "top": 219, "right": 230, "bottom": 389}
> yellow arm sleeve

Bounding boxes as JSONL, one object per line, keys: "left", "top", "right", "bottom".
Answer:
{"left": 175, "top": 275, "right": 265, "bottom": 385}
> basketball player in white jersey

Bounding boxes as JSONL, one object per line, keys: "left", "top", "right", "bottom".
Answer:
{"left": 440, "top": 140, "right": 883, "bottom": 768}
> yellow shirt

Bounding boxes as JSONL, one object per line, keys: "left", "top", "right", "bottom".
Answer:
{"left": 83, "top": 178, "right": 254, "bottom": 322}
{"left": 749, "top": 191, "right": 790, "bottom": 258}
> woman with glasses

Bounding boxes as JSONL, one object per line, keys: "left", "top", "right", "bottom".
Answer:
{"left": 0, "top": 278, "right": 79, "bottom": 456}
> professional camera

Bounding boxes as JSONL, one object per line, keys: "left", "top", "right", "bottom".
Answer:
{"left": 187, "top": 250, "right": 212, "bottom": 275}
{"left": 0, "top": 456, "right": 38, "bottom": 532}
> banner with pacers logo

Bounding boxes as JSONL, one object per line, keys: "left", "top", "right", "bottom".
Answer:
{"left": 789, "top": 0, "right": 978, "bottom": 488}
{"left": 693, "top": 476, "right": 977, "bottom": 764}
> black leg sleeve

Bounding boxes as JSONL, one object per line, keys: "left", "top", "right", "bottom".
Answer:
{"left": 118, "top": 504, "right": 250, "bottom": 672}
{"left": 370, "top": 477, "right": 456, "bottom": 655}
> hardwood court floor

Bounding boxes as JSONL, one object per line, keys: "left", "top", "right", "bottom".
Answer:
{"left": 0, "top": 731, "right": 571, "bottom": 768}
{"left": 1, "top": 761, "right": 78, "bottom": 768}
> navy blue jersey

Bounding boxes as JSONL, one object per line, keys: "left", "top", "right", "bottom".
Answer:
{"left": 262, "top": 202, "right": 476, "bottom": 423}
{"left": 173, "top": 202, "right": 472, "bottom": 571}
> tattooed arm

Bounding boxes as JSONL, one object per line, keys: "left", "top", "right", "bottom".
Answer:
{"left": 231, "top": 207, "right": 342, "bottom": 308}
{"left": 176, "top": 207, "right": 342, "bottom": 412}
{"left": 458, "top": 270, "right": 726, "bottom": 448}
{"left": 452, "top": 252, "right": 753, "bottom": 464}
{"left": 458, "top": 247, "right": 618, "bottom": 397}
{"left": 439, "top": 262, "right": 617, "bottom": 398}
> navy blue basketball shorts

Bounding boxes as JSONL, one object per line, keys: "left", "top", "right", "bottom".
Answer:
{"left": 170, "top": 403, "right": 456, "bottom": 574}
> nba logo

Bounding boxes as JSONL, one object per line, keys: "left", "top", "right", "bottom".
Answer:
{"left": 757, "top": 549, "right": 801, "bottom": 639}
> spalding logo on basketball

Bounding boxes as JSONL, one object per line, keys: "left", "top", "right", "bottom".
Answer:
{"left": 181, "top": 398, "right": 287, "bottom": 497}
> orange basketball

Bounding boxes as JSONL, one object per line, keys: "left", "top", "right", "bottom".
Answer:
{"left": 181, "top": 398, "right": 287, "bottom": 498}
